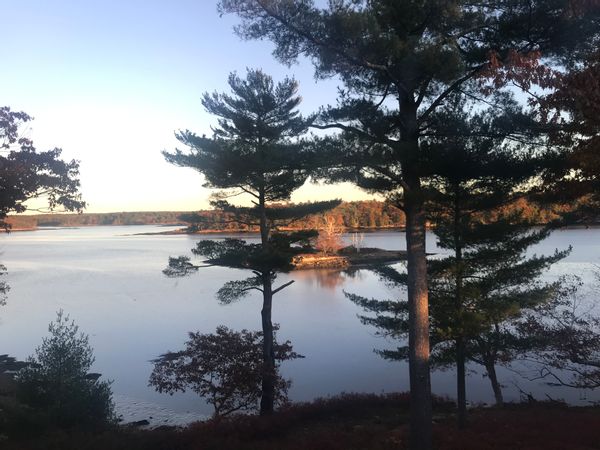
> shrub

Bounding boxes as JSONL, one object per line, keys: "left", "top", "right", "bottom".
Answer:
{"left": 149, "top": 326, "right": 302, "bottom": 417}
{"left": 14, "top": 310, "right": 114, "bottom": 429}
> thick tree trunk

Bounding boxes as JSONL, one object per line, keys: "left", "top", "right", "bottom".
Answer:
{"left": 399, "top": 92, "right": 432, "bottom": 450}
{"left": 485, "top": 359, "right": 504, "bottom": 407}
{"left": 260, "top": 272, "right": 276, "bottom": 415}
{"left": 405, "top": 196, "right": 432, "bottom": 450}
{"left": 456, "top": 338, "right": 467, "bottom": 428}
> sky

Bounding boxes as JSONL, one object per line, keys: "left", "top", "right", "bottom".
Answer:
{"left": 1, "top": 1, "right": 377, "bottom": 213}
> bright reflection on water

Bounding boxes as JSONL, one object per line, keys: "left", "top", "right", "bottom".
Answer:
{"left": 0, "top": 226, "right": 598, "bottom": 425}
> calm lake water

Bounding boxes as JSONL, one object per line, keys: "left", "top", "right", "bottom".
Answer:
{"left": 0, "top": 226, "right": 598, "bottom": 425}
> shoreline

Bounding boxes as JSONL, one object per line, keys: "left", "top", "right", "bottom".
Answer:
{"left": 4, "top": 223, "right": 600, "bottom": 236}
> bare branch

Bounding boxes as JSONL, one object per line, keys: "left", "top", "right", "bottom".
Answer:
{"left": 272, "top": 280, "right": 295, "bottom": 295}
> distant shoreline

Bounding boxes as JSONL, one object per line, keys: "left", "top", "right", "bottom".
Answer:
{"left": 4, "top": 198, "right": 599, "bottom": 233}
{"left": 4, "top": 223, "right": 600, "bottom": 235}
{"left": 131, "top": 225, "right": 408, "bottom": 236}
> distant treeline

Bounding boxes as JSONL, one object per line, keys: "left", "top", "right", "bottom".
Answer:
{"left": 5, "top": 211, "right": 186, "bottom": 230}
{"left": 4, "top": 199, "right": 575, "bottom": 232}
{"left": 179, "top": 200, "right": 406, "bottom": 232}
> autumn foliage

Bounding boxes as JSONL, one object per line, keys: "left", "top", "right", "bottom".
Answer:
{"left": 149, "top": 326, "right": 302, "bottom": 418}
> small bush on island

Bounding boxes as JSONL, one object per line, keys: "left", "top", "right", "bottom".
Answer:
{"left": 13, "top": 311, "right": 115, "bottom": 430}
{"left": 315, "top": 215, "right": 345, "bottom": 256}
{"left": 149, "top": 326, "right": 303, "bottom": 418}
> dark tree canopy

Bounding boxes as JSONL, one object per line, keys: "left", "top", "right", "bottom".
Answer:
{"left": 218, "top": 2, "right": 600, "bottom": 182}
{"left": 164, "top": 69, "right": 317, "bottom": 206}
{"left": 164, "top": 230, "right": 317, "bottom": 304}
{"left": 163, "top": 68, "right": 338, "bottom": 239}
{"left": 0, "top": 106, "right": 85, "bottom": 228}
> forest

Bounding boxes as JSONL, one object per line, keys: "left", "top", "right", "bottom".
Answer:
{"left": 4, "top": 200, "right": 406, "bottom": 230}
{"left": 5, "top": 197, "right": 578, "bottom": 232}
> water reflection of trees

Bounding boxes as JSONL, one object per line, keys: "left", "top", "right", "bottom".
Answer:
{"left": 293, "top": 268, "right": 365, "bottom": 291}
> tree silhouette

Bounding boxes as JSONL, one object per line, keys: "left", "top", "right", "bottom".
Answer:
{"left": 150, "top": 326, "right": 302, "bottom": 418}
{"left": 217, "top": 3, "right": 600, "bottom": 447}
{"left": 0, "top": 106, "right": 85, "bottom": 229}
{"left": 164, "top": 69, "right": 338, "bottom": 415}
{"left": 347, "top": 98, "right": 569, "bottom": 426}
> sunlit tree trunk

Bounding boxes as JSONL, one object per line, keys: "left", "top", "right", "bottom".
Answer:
{"left": 405, "top": 202, "right": 432, "bottom": 449}
{"left": 401, "top": 95, "right": 432, "bottom": 450}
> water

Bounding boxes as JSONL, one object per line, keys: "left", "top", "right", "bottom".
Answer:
{"left": 0, "top": 226, "right": 598, "bottom": 425}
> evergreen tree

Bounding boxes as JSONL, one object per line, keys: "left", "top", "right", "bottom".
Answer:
{"left": 217, "top": 3, "right": 600, "bottom": 447}
{"left": 347, "top": 99, "right": 569, "bottom": 427}
{"left": 163, "top": 69, "right": 338, "bottom": 415}
{"left": 15, "top": 311, "right": 114, "bottom": 429}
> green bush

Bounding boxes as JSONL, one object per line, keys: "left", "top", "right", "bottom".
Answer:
{"left": 14, "top": 310, "right": 115, "bottom": 429}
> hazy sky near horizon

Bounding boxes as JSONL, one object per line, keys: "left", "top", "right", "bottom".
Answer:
{"left": 2, "top": 1, "right": 377, "bottom": 213}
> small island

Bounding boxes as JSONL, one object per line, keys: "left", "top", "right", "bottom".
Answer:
{"left": 292, "top": 247, "right": 407, "bottom": 270}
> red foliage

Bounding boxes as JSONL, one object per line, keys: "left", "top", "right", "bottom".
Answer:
{"left": 478, "top": 50, "right": 558, "bottom": 101}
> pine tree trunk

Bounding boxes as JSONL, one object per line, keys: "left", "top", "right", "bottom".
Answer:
{"left": 260, "top": 272, "right": 276, "bottom": 415}
{"left": 456, "top": 338, "right": 467, "bottom": 428}
{"left": 485, "top": 359, "right": 504, "bottom": 407}
{"left": 405, "top": 193, "right": 433, "bottom": 450}
{"left": 400, "top": 90, "right": 432, "bottom": 450}
{"left": 256, "top": 187, "right": 276, "bottom": 415}
{"left": 259, "top": 189, "right": 269, "bottom": 248}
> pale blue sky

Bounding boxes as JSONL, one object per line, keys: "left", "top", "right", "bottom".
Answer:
{"left": 1, "top": 1, "right": 375, "bottom": 213}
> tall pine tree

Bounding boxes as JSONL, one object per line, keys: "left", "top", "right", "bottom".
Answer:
{"left": 217, "top": 3, "right": 600, "bottom": 446}
{"left": 347, "top": 97, "right": 569, "bottom": 427}
{"left": 163, "top": 69, "right": 338, "bottom": 415}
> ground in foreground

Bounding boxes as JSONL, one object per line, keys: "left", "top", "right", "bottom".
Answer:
{"left": 3, "top": 393, "right": 600, "bottom": 450}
